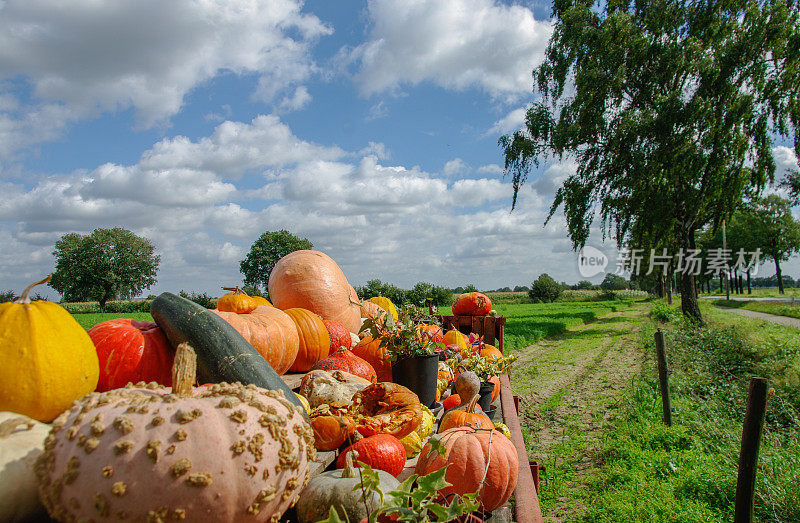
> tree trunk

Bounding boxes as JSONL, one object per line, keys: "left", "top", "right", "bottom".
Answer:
{"left": 747, "top": 269, "right": 751, "bottom": 294}
{"left": 775, "top": 257, "right": 784, "bottom": 294}
{"left": 666, "top": 266, "right": 673, "bottom": 305}
{"left": 738, "top": 274, "right": 743, "bottom": 294}
{"left": 677, "top": 225, "right": 702, "bottom": 321}
{"left": 719, "top": 274, "right": 724, "bottom": 295}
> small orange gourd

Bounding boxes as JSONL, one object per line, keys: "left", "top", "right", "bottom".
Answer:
{"left": 217, "top": 286, "right": 258, "bottom": 314}
{"left": 438, "top": 394, "right": 494, "bottom": 432}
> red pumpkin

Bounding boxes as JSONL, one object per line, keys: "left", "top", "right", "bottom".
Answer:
{"left": 442, "top": 394, "right": 462, "bottom": 411}
{"left": 416, "top": 324, "right": 443, "bottom": 345}
{"left": 285, "top": 308, "right": 331, "bottom": 372}
{"left": 323, "top": 319, "right": 352, "bottom": 350}
{"left": 353, "top": 335, "right": 392, "bottom": 382}
{"left": 88, "top": 319, "right": 174, "bottom": 392}
{"left": 452, "top": 293, "right": 492, "bottom": 316}
{"left": 310, "top": 348, "right": 378, "bottom": 383}
{"left": 415, "top": 426, "right": 518, "bottom": 511}
{"left": 337, "top": 434, "right": 406, "bottom": 477}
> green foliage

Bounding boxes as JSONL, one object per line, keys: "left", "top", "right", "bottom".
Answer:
{"left": 71, "top": 312, "right": 154, "bottom": 330}
{"left": 500, "top": 0, "right": 800, "bottom": 320}
{"left": 600, "top": 274, "right": 629, "bottom": 291}
{"left": 178, "top": 290, "right": 216, "bottom": 309}
{"left": 361, "top": 305, "right": 444, "bottom": 361}
{"left": 529, "top": 273, "right": 563, "bottom": 303}
{"left": 0, "top": 290, "right": 16, "bottom": 303}
{"left": 355, "top": 279, "right": 453, "bottom": 306}
{"left": 576, "top": 280, "right": 594, "bottom": 290}
{"left": 50, "top": 228, "right": 160, "bottom": 308}
{"left": 461, "top": 352, "right": 517, "bottom": 382}
{"left": 462, "top": 284, "right": 479, "bottom": 293}
{"left": 649, "top": 301, "right": 681, "bottom": 322}
{"left": 239, "top": 230, "right": 312, "bottom": 293}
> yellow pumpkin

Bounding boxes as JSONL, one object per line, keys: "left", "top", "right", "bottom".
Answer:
{"left": 295, "top": 392, "right": 311, "bottom": 415}
{"left": 251, "top": 295, "right": 272, "bottom": 307}
{"left": 443, "top": 329, "right": 468, "bottom": 352}
{"left": 217, "top": 286, "right": 258, "bottom": 314}
{"left": 416, "top": 404, "right": 435, "bottom": 439}
{"left": 399, "top": 430, "right": 424, "bottom": 458}
{"left": 0, "top": 276, "right": 99, "bottom": 421}
{"left": 368, "top": 296, "right": 398, "bottom": 321}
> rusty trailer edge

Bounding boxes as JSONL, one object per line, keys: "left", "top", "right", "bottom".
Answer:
{"left": 500, "top": 373, "right": 543, "bottom": 523}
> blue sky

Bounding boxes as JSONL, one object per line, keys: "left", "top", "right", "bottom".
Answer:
{"left": 1, "top": 0, "right": 798, "bottom": 298}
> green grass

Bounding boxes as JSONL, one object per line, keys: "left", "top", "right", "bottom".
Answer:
{"left": 704, "top": 286, "right": 800, "bottom": 298}
{"left": 71, "top": 312, "right": 153, "bottom": 330}
{"left": 584, "top": 303, "right": 800, "bottom": 522}
{"left": 713, "top": 298, "right": 800, "bottom": 321}
{"left": 441, "top": 300, "right": 639, "bottom": 352}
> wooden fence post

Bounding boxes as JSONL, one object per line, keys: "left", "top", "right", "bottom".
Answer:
{"left": 654, "top": 329, "right": 673, "bottom": 426}
{"left": 734, "top": 377, "right": 769, "bottom": 523}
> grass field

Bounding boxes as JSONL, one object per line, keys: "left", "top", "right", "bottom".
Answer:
{"left": 72, "top": 312, "right": 153, "bottom": 330}
{"left": 704, "top": 286, "right": 800, "bottom": 298}
{"left": 439, "top": 299, "right": 640, "bottom": 352}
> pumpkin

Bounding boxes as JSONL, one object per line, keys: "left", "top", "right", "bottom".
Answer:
{"left": 493, "top": 422, "right": 512, "bottom": 439}
{"left": 480, "top": 344, "right": 505, "bottom": 370}
{"left": 268, "top": 250, "right": 361, "bottom": 333}
{"left": 211, "top": 304, "right": 299, "bottom": 376}
{"left": 0, "top": 412, "right": 50, "bottom": 522}
{"left": 323, "top": 319, "right": 352, "bottom": 351}
{"left": 35, "top": 343, "right": 315, "bottom": 522}
{"left": 454, "top": 371, "right": 481, "bottom": 402}
{"left": 368, "top": 296, "right": 398, "bottom": 321}
{"left": 442, "top": 394, "right": 462, "bottom": 411}
{"left": 88, "top": 319, "right": 174, "bottom": 392}
{"left": 416, "top": 324, "right": 443, "bottom": 345}
{"left": 439, "top": 395, "right": 494, "bottom": 432}
{"left": 0, "top": 276, "right": 99, "bottom": 421}
{"left": 438, "top": 361, "right": 455, "bottom": 383}
{"left": 151, "top": 293, "right": 305, "bottom": 412}
{"left": 360, "top": 300, "right": 387, "bottom": 321}
{"left": 452, "top": 293, "right": 493, "bottom": 316}
{"left": 399, "top": 430, "right": 424, "bottom": 458}
{"left": 285, "top": 308, "right": 331, "bottom": 373}
{"left": 251, "top": 295, "right": 272, "bottom": 307}
{"left": 349, "top": 383, "right": 422, "bottom": 439}
{"left": 310, "top": 348, "right": 378, "bottom": 383}
{"left": 352, "top": 336, "right": 392, "bottom": 382}
{"left": 416, "top": 405, "right": 435, "bottom": 439}
{"left": 337, "top": 434, "right": 406, "bottom": 477}
{"left": 295, "top": 450, "right": 399, "bottom": 523}
{"left": 299, "top": 369, "right": 372, "bottom": 409}
{"left": 442, "top": 329, "right": 468, "bottom": 352}
{"left": 309, "top": 403, "right": 357, "bottom": 451}
{"left": 217, "top": 286, "right": 258, "bottom": 314}
{"left": 414, "top": 426, "right": 518, "bottom": 511}
{"left": 488, "top": 375, "right": 501, "bottom": 403}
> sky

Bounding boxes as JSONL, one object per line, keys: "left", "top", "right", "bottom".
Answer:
{"left": 1, "top": 0, "right": 798, "bottom": 299}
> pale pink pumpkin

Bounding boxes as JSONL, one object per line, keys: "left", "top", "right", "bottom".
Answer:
{"left": 35, "top": 344, "right": 315, "bottom": 522}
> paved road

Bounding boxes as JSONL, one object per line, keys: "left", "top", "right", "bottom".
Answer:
{"left": 699, "top": 295, "right": 795, "bottom": 303}
{"left": 714, "top": 305, "right": 800, "bottom": 329}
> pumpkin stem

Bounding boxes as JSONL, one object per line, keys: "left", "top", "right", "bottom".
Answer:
{"left": 221, "top": 286, "right": 246, "bottom": 294}
{"left": 15, "top": 274, "right": 52, "bottom": 304}
{"left": 0, "top": 416, "right": 35, "bottom": 438}
{"left": 172, "top": 342, "right": 197, "bottom": 397}
{"left": 342, "top": 450, "right": 359, "bottom": 478}
{"left": 466, "top": 394, "right": 480, "bottom": 414}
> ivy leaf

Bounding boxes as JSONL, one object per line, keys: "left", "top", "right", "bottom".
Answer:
{"left": 427, "top": 435, "right": 448, "bottom": 457}
{"left": 416, "top": 465, "right": 452, "bottom": 493}
{"left": 350, "top": 462, "right": 384, "bottom": 503}
{"left": 316, "top": 506, "right": 347, "bottom": 523}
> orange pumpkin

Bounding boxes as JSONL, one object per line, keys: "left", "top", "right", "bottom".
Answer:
{"left": 268, "top": 250, "right": 362, "bottom": 333}
{"left": 310, "top": 404, "right": 357, "bottom": 451}
{"left": 415, "top": 426, "right": 518, "bottom": 511}
{"left": 211, "top": 305, "right": 299, "bottom": 375}
{"left": 488, "top": 374, "right": 501, "bottom": 403}
{"left": 353, "top": 336, "right": 392, "bottom": 382}
{"left": 439, "top": 394, "right": 494, "bottom": 432}
{"left": 416, "top": 324, "right": 443, "bottom": 345}
{"left": 350, "top": 383, "right": 422, "bottom": 439}
{"left": 360, "top": 300, "right": 387, "bottom": 321}
{"left": 452, "top": 293, "right": 493, "bottom": 316}
{"left": 284, "top": 308, "right": 331, "bottom": 372}
{"left": 217, "top": 286, "right": 258, "bottom": 314}
{"left": 480, "top": 344, "right": 505, "bottom": 370}
{"left": 311, "top": 348, "right": 377, "bottom": 383}
{"left": 323, "top": 319, "right": 352, "bottom": 351}
{"left": 251, "top": 295, "right": 272, "bottom": 307}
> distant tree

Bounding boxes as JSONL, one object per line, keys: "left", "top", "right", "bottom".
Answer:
{"left": 498, "top": 286, "right": 512, "bottom": 292}
{"left": 513, "top": 285, "right": 530, "bottom": 292}
{"left": 462, "top": 284, "right": 479, "bottom": 293}
{"left": 576, "top": 280, "right": 594, "bottom": 290}
{"left": 354, "top": 279, "right": 406, "bottom": 304}
{"left": 406, "top": 282, "right": 452, "bottom": 307}
{"left": 500, "top": 0, "right": 800, "bottom": 322}
{"left": 600, "top": 274, "right": 629, "bottom": 291}
{"left": 50, "top": 228, "right": 160, "bottom": 308}
{"left": 739, "top": 195, "right": 800, "bottom": 294}
{"left": 178, "top": 290, "right": 216, "bottom": 309}
{"left": 0, "top": 290, "right": 15, "bottom": 303}
{"left": 240, "top": 230, "right": 312, "bottom": 294}
{"left": 453, "top": 286, "right": 465, "bottom": 294}
{"left": 529, "top": 274, "right": 563, "bottom": 303}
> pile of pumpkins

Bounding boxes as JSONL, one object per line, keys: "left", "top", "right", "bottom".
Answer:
{"left": 0, "top": 251, "right": 517, "bottom": 522}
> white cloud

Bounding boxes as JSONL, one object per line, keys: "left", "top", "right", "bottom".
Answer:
{"left": 488, "top": 105, "right": 530, "bottom": 136}
{"left": 343, "top": 0, "right": 552, "bottom": 98}
{"left": 774, "top": 145, "right": 799, "bottom": 180}
{"left": 443, "top": 158, "right": 469, "bottom": 177}
{"left": 0, "top": 0, "right": 331, "bottom": 157}
{"left": 478, "top": 164, "right": 503, "bottom": 175}
{"left": 278, "top": 86, "right": 312, "bottom": 112}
